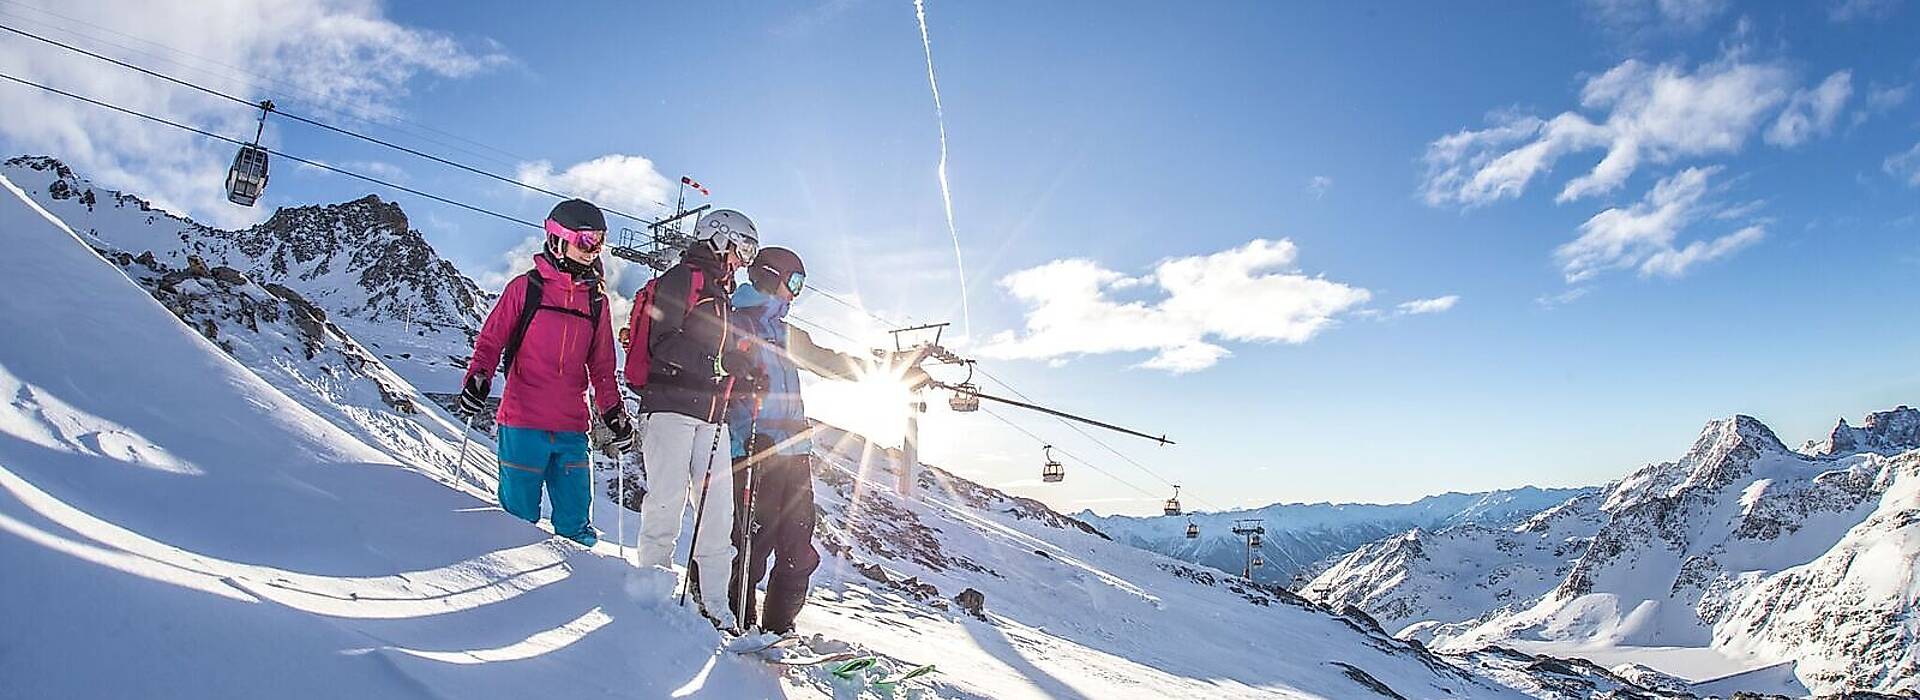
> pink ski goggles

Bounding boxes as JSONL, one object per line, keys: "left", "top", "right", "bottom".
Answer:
{"left": 545, "top": 218, "right": 605, "bottom": 253}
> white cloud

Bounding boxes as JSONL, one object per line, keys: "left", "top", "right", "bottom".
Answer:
{"left": 1421, "top": 56, "right": 1796, "bottom": 207}
{"left": 1396, "top": 295, "right": 1460, "bottom": 315}
{"left": 1554, "top": 166, "right": 1763, "bottom": 281}
{"left": 0, "top": 0, "right": 505, "bottom": 228}
{"left": 515, "top": 154, "right": 672, "bottom": 218}
{"left": 1308, "top": 175, "right": 1333, "bottom": 199}
{"left": 1829, "top": 0, "right": 1903, "bottom": 22}
{"left": 978, "top": 239, "right": 1373, "bottom": 373}
{"left": 1865, "top": 83, "right": 1913, "bottom": 112}
{"left": 1585, "top": 0, "right": 1729, "bottom": 31}
{"left": 1887, "top": 142, "right": 1920, "bottom": 187}
{"left": 1766, "top": 71, "right": 1852, "bottom": 147}
{"left": 1639, "top": 225, "right": 1764, "bottom": 277}
{"left": 1536, "top": 286, "right": 1593, "bottom": 309}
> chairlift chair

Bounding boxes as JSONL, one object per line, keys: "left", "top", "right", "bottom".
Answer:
{"left": 225, "top": 100, "right": 274, "bottom": 206}
{"left": 948, "top": 361, "right": 981, "bottom": 412}
{"left": 1040, "top": 445, "right": 1064, "bottom": 483}
{"left": 1163, "top": 485, "right": 1183, "bottom": 516}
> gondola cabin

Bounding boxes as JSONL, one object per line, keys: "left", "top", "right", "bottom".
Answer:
{"left": 1040, "top": 445, "right": 1064, "bottom": 483}
{"left": 227, "top": 100, "right": 275, "bottom": 207}
{"left": 225, "top": 145, "right": 269, "bottom": 206}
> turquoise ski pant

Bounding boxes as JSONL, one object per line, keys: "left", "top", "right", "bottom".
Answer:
{"left": 496, "top": 426, "right": 593, "bottom": 543}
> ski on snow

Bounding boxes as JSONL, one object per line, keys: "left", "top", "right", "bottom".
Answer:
{"left": 722, "top": 631, "right": 797, "bottom": 655}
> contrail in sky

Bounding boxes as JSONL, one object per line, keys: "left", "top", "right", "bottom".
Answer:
{"left": 913, "top": 0, "right": 971, "bottom": 338}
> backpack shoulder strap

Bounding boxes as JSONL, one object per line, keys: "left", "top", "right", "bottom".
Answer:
{"left": 586, "top": 282, "right": 606, "bottom": 341}
{"left": 500, "top": 269, "right": 543, "bottom": 372}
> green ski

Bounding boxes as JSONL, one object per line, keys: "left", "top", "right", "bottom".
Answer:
{"left": 871, "top": 663, "right": 938, "bottom": 691}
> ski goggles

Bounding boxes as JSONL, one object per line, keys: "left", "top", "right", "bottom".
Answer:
{"left": 708, "top": 230, "right": 757, "bottom": 264}
{"left": 545, "top": 218, "right": 605, "bottom": 254}
{"left": 783, "top": 271, "right": 806, "bottom": 297}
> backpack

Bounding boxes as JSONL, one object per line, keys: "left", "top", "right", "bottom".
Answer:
{"left": 623, "top": 268, "right": 705, "bottom": 390}
{"left": 500, "top": 269, "right": 606, "bottom": 372}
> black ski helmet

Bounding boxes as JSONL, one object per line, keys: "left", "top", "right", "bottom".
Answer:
{"left": 544, "top": 198, "right": 607, "bottom": 256}
{"left": 750, "top": 246, "right": 805, "bottom": 297}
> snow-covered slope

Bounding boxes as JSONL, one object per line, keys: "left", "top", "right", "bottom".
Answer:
{"left": 2, "top": 156, "right": 486, "bottom": 389}
{"left": 1081, "top": 486, "right": 1595, "bottom": 586}
{"left": 0, "top": 164, "right": 1689, "bottom": 699}
{"left": 0, "top": 171, "right": 786, "bottom": 698}
{"left": 1305, "top": 490, "right": 1609, "bottom": 641}
{"left": 1311, "top": 407, "right": 1920, "bottom": 696}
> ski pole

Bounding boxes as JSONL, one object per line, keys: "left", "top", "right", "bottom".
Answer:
{"left": 617, "top": 449, "right": 627, "bottom": 566}
{"left": 452, "top": 413, "right": 476, "bottom": 493}
{"left": 680, "top": 436, "right": 719, "bottom": 607}
{"left": 732, "top": 408, "right": 762, "bottom": 630}
{"left": 680, "top": 380, "right": 734, "bottom": 609}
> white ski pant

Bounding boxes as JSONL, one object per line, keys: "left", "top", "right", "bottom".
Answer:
{"left": 636, "top": 411, "right": 735, "bottom": 606}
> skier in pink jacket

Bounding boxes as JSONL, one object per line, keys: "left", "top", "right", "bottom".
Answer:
{"left": 457, "top": 199, "right": 634, "bottom": 546}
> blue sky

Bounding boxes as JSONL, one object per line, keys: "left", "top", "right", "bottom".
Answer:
{"left": 2, "top": 0, "right": 1917, "bottom": 514}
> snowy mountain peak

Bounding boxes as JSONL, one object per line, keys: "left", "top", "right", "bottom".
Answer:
{"left": 1312, "top": 405, "right": 1919, "bottom": 695}
{"left": 1698, "top": 414, "right": 1791, "bottom": 457}
{"left": 1807, "top": 405, "right": 1920, "bottom": 457}
{"left": 1602, "top": 414, "right": 1793, "bottom": 512}
{"left": 245, "top": 193, "right": 485, "bottom": 332}
{"left": 4, "top": 154, "right": 490, "bottom": 389}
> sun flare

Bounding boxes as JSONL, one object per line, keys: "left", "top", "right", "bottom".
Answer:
{"left": 801, "top": 364, "right": 916, "bottom": 447}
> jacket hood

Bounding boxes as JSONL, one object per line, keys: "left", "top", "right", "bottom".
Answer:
{"left": 732, "top": 283, "right": 790, "bottom": 319}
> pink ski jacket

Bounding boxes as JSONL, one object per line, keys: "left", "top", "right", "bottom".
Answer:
{"left": 463, "top": 254, "right": 620, "bottom": 433}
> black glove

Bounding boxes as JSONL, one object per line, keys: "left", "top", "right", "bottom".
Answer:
{"left": 739, "top": 368, "right": 770, "bottom": 396}
{"left": 603, "top": 405, "right": 636, "bottom": 454}
{"left": 721, "top": 348, "right": 753, "bottom": 378}
{"left": 456, "top": 374, "right": 490, "bottom": 417}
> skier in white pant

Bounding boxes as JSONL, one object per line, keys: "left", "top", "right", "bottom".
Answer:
{"left": 620, "top": 209, "right": 759, "bottom": 630}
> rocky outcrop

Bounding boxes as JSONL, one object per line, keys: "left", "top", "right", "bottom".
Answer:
{"left": 1806, "top": 406, "right": 1920, "bottom": 458}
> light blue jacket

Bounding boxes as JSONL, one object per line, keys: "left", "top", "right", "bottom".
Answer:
{"left": 727, "top": 284, "right": 868, "bottom": 458}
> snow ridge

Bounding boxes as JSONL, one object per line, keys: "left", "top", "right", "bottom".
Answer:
{"left": 1081, "top": 485, "right": 1596, "bottom": 586}
{"left": 1309, "top": 408, "right": 1920, "bottom": 696}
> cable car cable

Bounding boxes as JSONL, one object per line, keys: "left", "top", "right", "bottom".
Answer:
{"left": 0, "top": 1, "right": 531, "bottom": 167}
{"left": 0, "top": 70, "right": 539, "bottom": 228}
{"left": 980, "top": 408, "right": 1160, "bottom": 499}
{"left": 0, "top": 22, "right": 654, "bottom": 224}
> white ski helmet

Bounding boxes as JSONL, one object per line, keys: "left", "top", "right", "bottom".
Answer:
{"left": 694, "top": 209, "right": 758, "bottom": 263}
